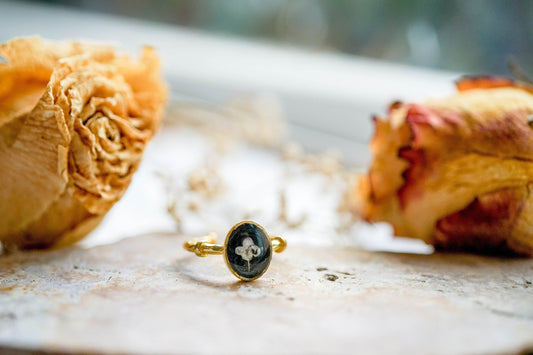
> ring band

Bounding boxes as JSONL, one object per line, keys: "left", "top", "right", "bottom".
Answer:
{"left": 184, "top": 221, "right": 286, "bottom": 281}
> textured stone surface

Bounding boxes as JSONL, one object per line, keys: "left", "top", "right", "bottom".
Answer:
{"left": 1, "top": 233, "right": 532, "bottom": 354}
{"left": 1, "top": 105, "right": 532, "bottom": 354}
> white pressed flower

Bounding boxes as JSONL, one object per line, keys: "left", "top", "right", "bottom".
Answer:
{"left": 235, "top": 237, "right": 261, "bottom": 272}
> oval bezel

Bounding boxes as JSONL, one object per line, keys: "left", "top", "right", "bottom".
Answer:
{"left": 223, "top": 221, "right": 272, "bottom": 281}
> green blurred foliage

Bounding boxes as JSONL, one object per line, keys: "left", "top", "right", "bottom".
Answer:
{"left": 34, "top": 0, "right": 533, "bottom": 75}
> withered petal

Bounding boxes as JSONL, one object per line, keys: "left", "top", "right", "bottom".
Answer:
{"left": 359, "top": 76, "right": 533, "bottom": 256}
{"left": 456, "top": 75, "right": 533, "bottom": 94}
{"left": 0, "top": 37, "right": 167, "bottom": 249}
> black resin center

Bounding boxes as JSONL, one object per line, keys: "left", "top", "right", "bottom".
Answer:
{"left": 225, "top": 222, "right": 272, "bottom": 280}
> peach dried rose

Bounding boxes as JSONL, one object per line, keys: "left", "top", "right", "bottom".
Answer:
{"left": 359, "top": 76, "right": 533, "bottom": 256}
{"left": 0, "top": 37, "right": 167, "bottom": 250}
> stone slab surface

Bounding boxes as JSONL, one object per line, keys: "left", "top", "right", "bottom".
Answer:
{"left": 1, "top": 234, "right": 532, "bottom": 354}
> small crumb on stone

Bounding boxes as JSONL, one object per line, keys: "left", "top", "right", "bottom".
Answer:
{"left": 1, "top": 312, "right": 16, "bottom": 320}
{"left": 316, "top": 267, "right": 328, "bottom": 272}
{"left": 336, "top": 270, "right": 352, "bottom": 276}
{"left": 324, "top": 274, "right": 338, "bottom": 282}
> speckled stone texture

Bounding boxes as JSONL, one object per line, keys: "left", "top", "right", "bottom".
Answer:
{"left": 0, "top": 233, "right": 532, "bottom": 355}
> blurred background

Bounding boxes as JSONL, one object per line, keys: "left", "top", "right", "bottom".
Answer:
{"left": 2, "top": 0, "right": 532, "bottom": 163}
{"left": 26, "top": 0, "right": 533, "bottom": 75}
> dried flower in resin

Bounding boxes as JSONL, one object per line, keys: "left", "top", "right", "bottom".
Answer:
{"left": 0, "top": 37, "right": 167, "bottom": 249}
{"left": 359, "top": 76, "right": 533, "bottom": 256}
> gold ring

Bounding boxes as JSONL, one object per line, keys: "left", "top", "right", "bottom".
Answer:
{"left": 183, "top": 221, "right": 287, "bottom": 281}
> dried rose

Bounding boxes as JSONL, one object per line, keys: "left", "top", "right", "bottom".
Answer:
{"left": 0, "top": 37, "right": 167, "bottom": 249}
{"left": 358, "top": 76, "right": 533, "bottom": 256}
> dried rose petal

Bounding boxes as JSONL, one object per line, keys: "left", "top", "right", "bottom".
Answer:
{"left": 0, "top": 37, "right": 167, "bottom": 249}
{"left": 359, "top": 76, "right": 533, "bottom": 256}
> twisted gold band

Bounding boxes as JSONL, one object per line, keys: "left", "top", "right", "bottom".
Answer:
{"left": 184, "top": 233, "right": 286, "bottom": 257}
{"left": 182, "top": 221, "right": 286, "bottom": 281}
